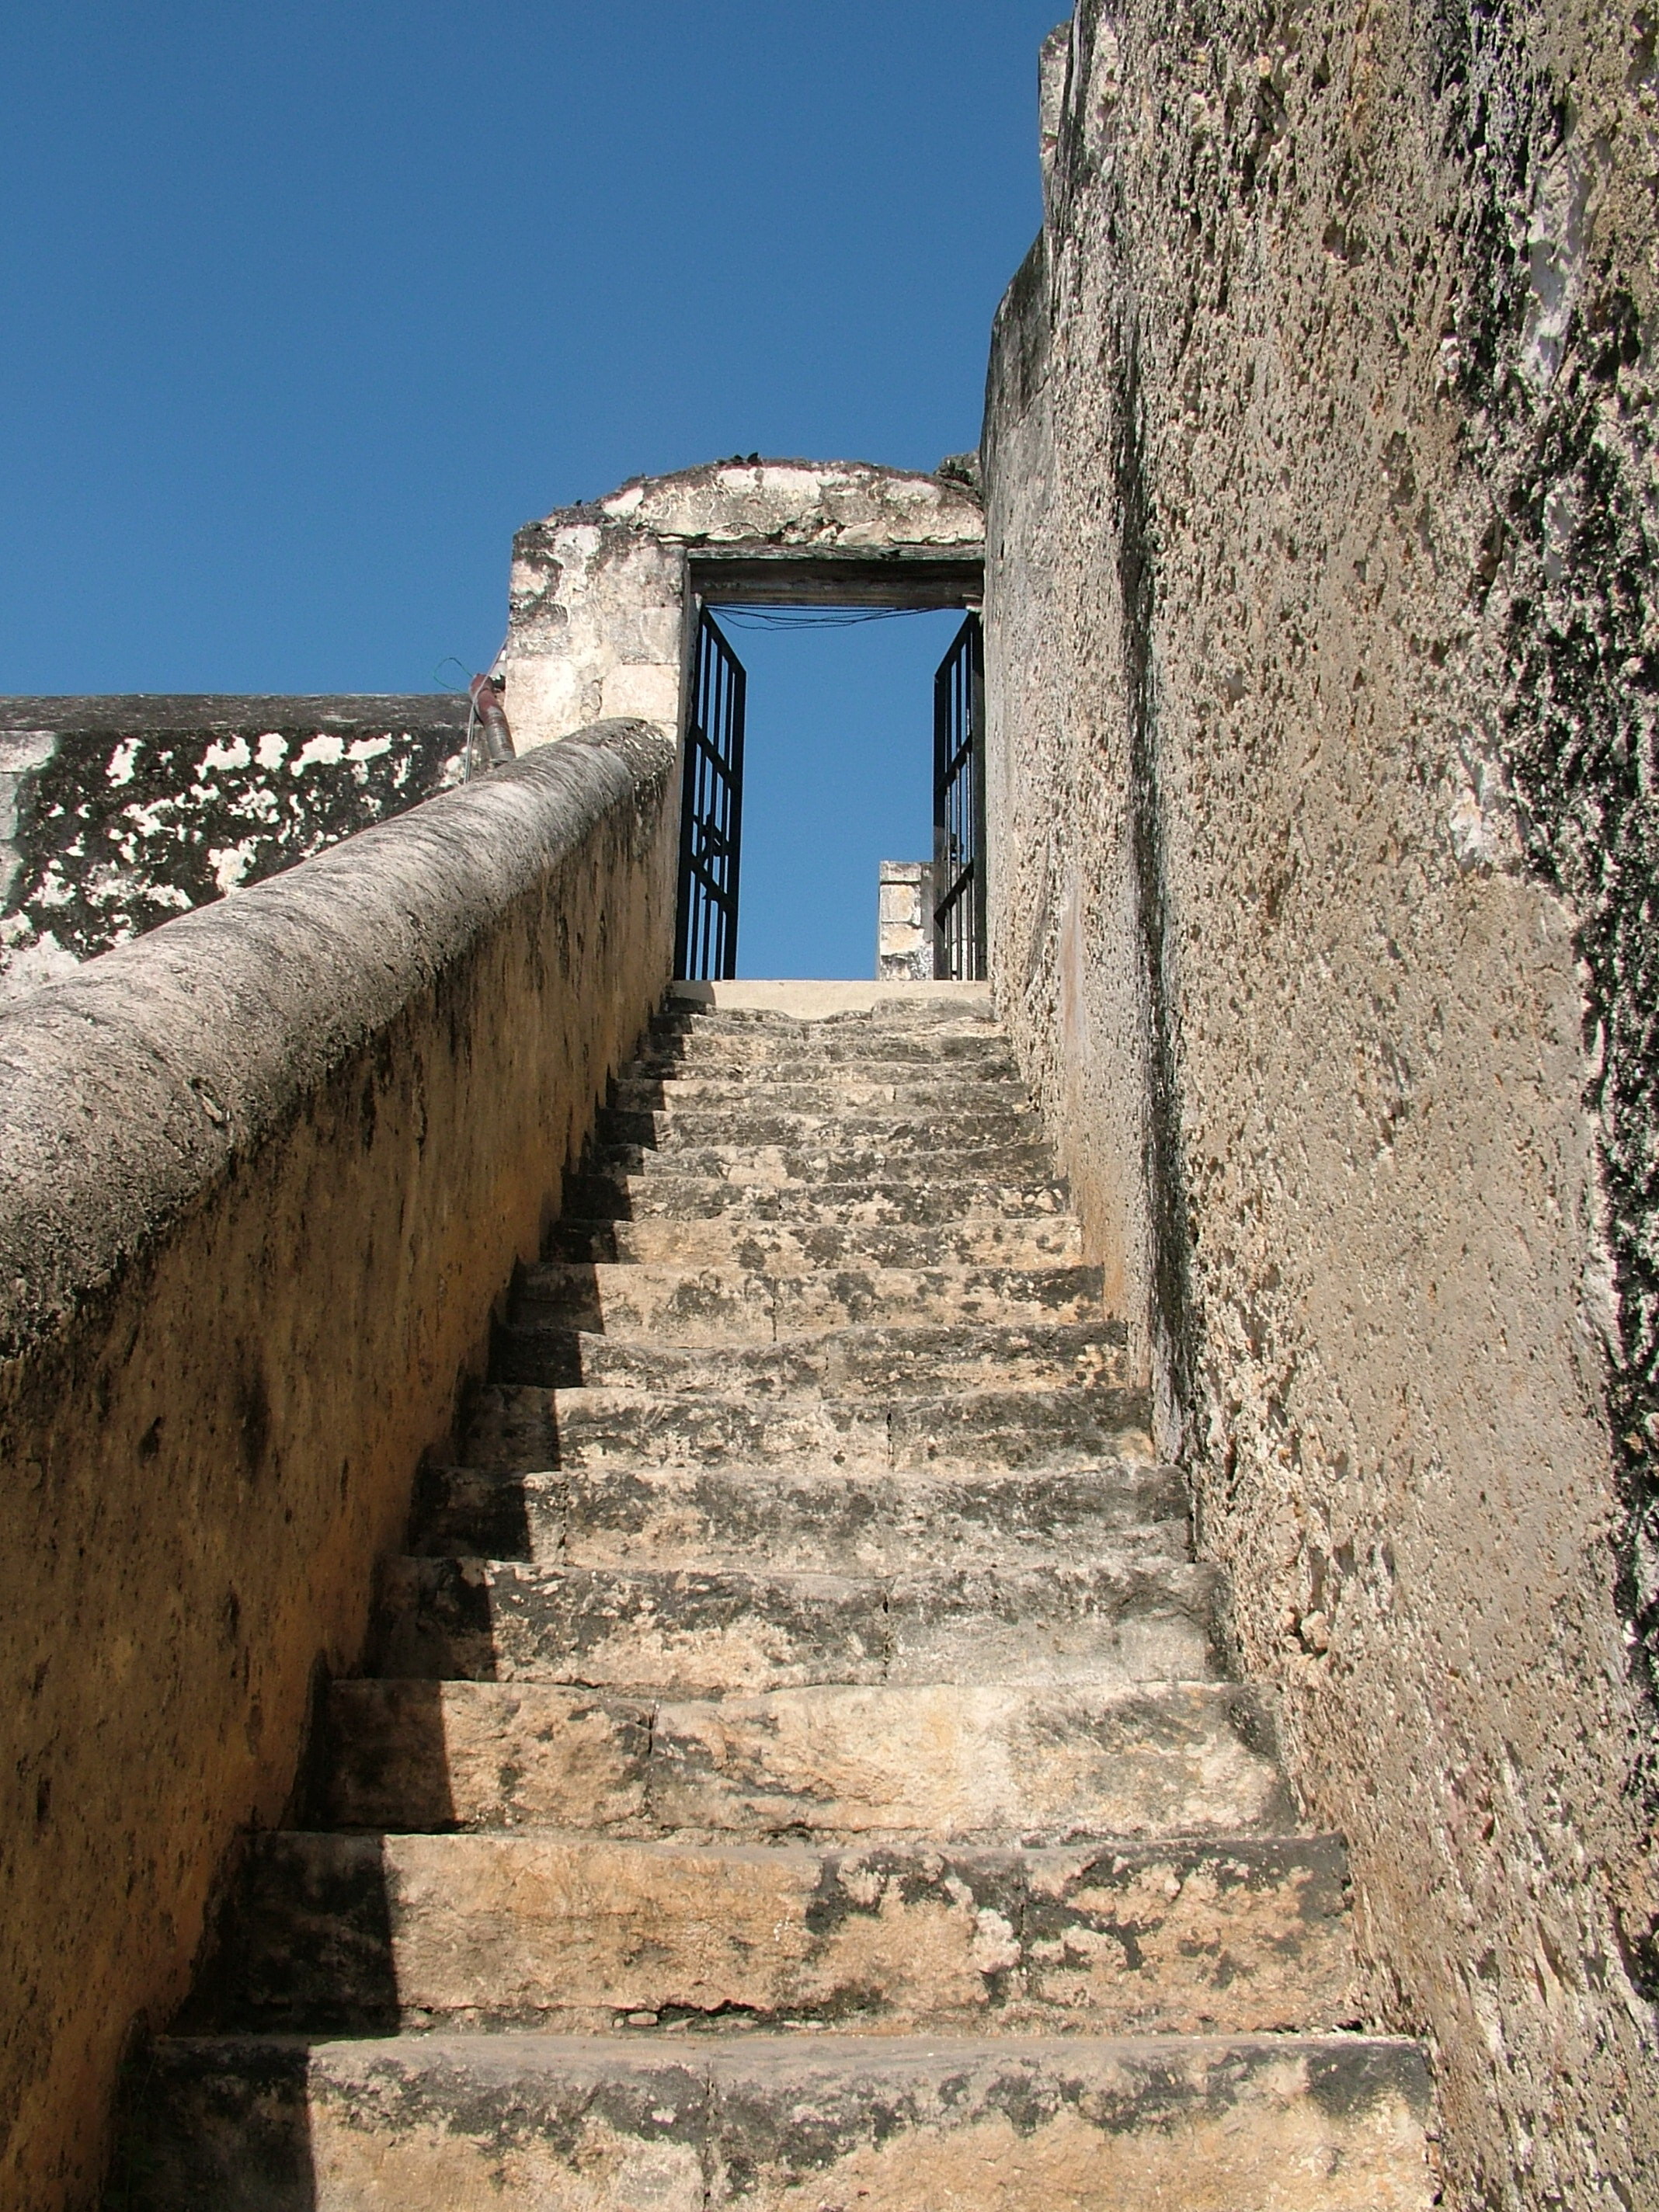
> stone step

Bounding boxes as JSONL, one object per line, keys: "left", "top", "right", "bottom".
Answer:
{"left": 204, "top": 1828, "right": 1349, "bottom": 2038}
{"left": 585, "top": 1137, "right": 1056, "bottom": 1188}
{"left": 561, "top": 1170, "right": 1075, "bottom": 1228}
{"left": 371, "top": 1553, "right": 1226, "bottom": 1691}
{"left": 492, "top": 1319, "right": 1129, "bottom": 1396}
{"left": 649, "top": 1000, "right": 1001, "bottom": 1031}
{"left": 459, "top": 1380, "right": 1153, "bottom": 1476}
{"left": 598, "top": 1104, "right": 1039, "bottom": 1153}
{"left": 324, "top": 1678, "right": 1292, "bottom": 1843}
{"left": 632, "top": 1038, "right": 1019, "bottom": 1080}
{"left": 511, "top": 1258, "right": 1105, "bottom": 1342}
{"left": 120, "top": 2030, "right": 1437, "bottom": 2211}
{"left": 407, "top": 1459, "right": 1190, "bottom": 1571}
{"left": 546, "top": 1212, "right": 1087, "bottom": 1270}
{"left": 612, "top": 1073, "right": 1032, "bottom": 1114}
{"left": 645, "top": 1014, "right": 1010, "bottom": 1051}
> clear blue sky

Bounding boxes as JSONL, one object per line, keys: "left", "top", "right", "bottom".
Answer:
{"left": 0, "top": 1, "right": 1063, "bottom": 973}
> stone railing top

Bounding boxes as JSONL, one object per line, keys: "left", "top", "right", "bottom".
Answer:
{"left": 0, "top": 718, "right": 672, "bottom": 1361}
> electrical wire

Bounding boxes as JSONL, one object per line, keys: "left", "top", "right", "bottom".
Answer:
{"left": 708, "top": 604, "right": 943, "bottom": 631}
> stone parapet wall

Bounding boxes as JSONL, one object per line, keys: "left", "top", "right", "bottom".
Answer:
{"left": 0, "top": 696, "right": 471, "bottom": 996}
{"left": 982, "top": 3, "right": 1657, "bottom": 2202}
{"left": 0, "top": 722, "right": 677, "bottom": 2207}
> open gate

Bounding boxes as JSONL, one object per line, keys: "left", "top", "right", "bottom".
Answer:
{"left": 932, "top": 611, "right": 986, "bottom": 980}
{"left": 674, "top": 607, "right": 747, "bottom": 981}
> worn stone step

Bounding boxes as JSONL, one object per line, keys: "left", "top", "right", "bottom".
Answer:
{"left": 586, "top": 1137, "right": 1056, "bottom": 1188}
{"left": 460, "top": 1380, "right": 1153, "bottom": 1476}
{"left": 408, "top": 1459, "right": 1190, "bottom": 1570}
{"left": 511, "top": 1259, "right": 1104, "bottom": 1345}
{"left": 547, "top": 1212, "right": 1087, "bottom": 1271}
{"left": 120, "top": 2029, "right": 1437, "bottom": 2211}
{"left": 646, "top": 1014, "right": 1010, "bottom": 1051}
{"left": 655, "top": 1003, "right": 1000, "bottom": 1035}
{"left": 632, "top": 1041, "right": 1019, "bottom": 1083}
{"left": 562, "top": 1169, "right": 1075, "bottom": 1228}
{"left": 598, "top": 1105, "right": 1040, "bottom": 1156}
{"left": 492, "top": 1319, "right": 1129, "bottom": 1396}
{"left": 612, "top": 1073, "right": 1032, "bottom": 1114}
{"left": 370, "top": 1554, "right": 1225, "bottom": 1690}
{"left": 649, "top": 1002, "right": 1003, "bottom": 1035}
{"left": 205, "top": 1827, "right": 1348, "bottom": 2038}
{"left": 325, "top": 1678, "right": 1291, "bottom": 1844}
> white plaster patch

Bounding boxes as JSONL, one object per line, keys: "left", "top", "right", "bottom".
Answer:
{"left": 1542, "top": 482, "right": 1581, "bottom": 586}
{"left": 1445, "top": 740, "right": 1522, "bottom": 873}
{"left": 292, "top": 734, "right": 345, "bottom": 771}
{"left": 106, "top": 739, "right": 143, "bottom": 786}
{"left": 0, "top": 730, "right": 58, "bottom": 774}
{"left": 199, "top": 736, "right": 252, "bottom": 774}
{"left": 1521, "top": 141, "right": 1591, "bottom": 395}
{"left": 346, "top": 735, "right": 393, "bottom": 765}
{"left": 208, "top": 841, "right": 262, "bottom": 894}
{"left": 256, "top": 731, "right": 288, "bottom": 770}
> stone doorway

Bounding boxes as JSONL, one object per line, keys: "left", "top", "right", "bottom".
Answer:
{"left": 499, "top": 459, "right": 986, "bottom": 980}
{"left": 673, "top": 599, "right": 986, "bottom": 983}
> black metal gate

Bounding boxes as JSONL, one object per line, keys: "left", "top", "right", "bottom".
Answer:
{"left": 932, "top": 611, "right": 986, "bottom": 980}
{"left": 674, "top": 607, "right": 747, "bottom": 980}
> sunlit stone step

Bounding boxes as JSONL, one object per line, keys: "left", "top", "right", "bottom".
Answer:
{"left": 370, "top": 1553, "right": 1224, "bottom": 1691}
{"left": 459, "top": 1379, "right": 1153, "bottom": 1476}
{"left": 128, "top": 2030, "right": 1434, "bottom": 2210}
{"left": 406, "top": 1458, "right": 1189, "bottom": 1572}
{"left": 325, "top": 1678, "right": 1291, "bottom": 1845}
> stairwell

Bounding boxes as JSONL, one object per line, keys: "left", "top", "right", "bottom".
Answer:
{"left": 121, "top": 983, "right": 1434, "bottom": 2208}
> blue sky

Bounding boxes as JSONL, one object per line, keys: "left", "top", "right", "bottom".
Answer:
{"left": 0, "top": 2, "right": 1063, "bottom": 972}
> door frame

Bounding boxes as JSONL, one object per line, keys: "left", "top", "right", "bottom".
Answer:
{"left": 676, "top": 549, "right": 985, "bottom": 982}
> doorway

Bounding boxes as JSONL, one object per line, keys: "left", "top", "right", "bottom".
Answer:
{"left": 673, "top": 586, "right": 986, "bottom": 983}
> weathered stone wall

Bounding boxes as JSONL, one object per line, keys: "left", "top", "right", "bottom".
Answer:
{"left": 0, "top": 696, "right": 470, "bottom": 995}
{"left": 983, "top": 5, "right": 1657, "bottom": 2202}
{"left": 0, "top": 722, "right": 677, "bottom": 2208}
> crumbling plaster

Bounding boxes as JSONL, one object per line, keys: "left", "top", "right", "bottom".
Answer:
{"left": 0, "top": 697, "right": 471, "bottom": 995}
{"left": 501, "top": 459, "right": 985, "bottom": 754}
{"left": 983, "top": 4, "right": 1658, "bottom": 2204}
{"left": 0, "top": 724, "right": 676, "bottom": 2209}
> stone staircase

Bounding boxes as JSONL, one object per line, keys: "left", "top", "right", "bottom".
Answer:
{"left": 118, "top": 983, "right": 1435, "bottom": 2209}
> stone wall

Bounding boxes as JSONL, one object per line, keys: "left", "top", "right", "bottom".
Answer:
{"left": 982, "top": 4, "right": 1657, "bottom": 2203}
{"left": 0, "top": 696, "right": 471, "bottom": 995}
{"left": 0, "top": 722, "right": 677, "bottom": 2208}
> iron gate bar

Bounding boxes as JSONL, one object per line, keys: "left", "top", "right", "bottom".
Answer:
{"left": 674, "top": 607, "right": 747, "bottom": 981}
{"left": 933, "top": 610, "right": 986, "bottom": 981}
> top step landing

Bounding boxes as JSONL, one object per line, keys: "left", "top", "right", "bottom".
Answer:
{"left": 668, "top": 979, "right": 994, "bottom": 1023}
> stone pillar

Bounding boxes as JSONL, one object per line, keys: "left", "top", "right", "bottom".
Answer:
{"left": 877, "top": 860, "right": 934, "bottom": 980}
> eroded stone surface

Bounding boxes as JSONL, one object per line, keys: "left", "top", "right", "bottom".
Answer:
{"left": 371, "top": 1552, "right": 1221, "bottom": 1690}
{"left": 327, "top": 1679, "right": 1289, "bottom": 1845}
{"left": 0, "top": 724, "right": 680, "bottom": 2208}
{"left": 406, "top": 1459, "right": 1189, "bottom": 1571}
{"left": 129, "top": 2033, "right": 1434, "bottom": 2210}
{"left": 215, "top": 1828, "right": 1344, "bottom": 2036}
{"left": 983, "top": 4, "right": 1657, "bottom": 2195}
